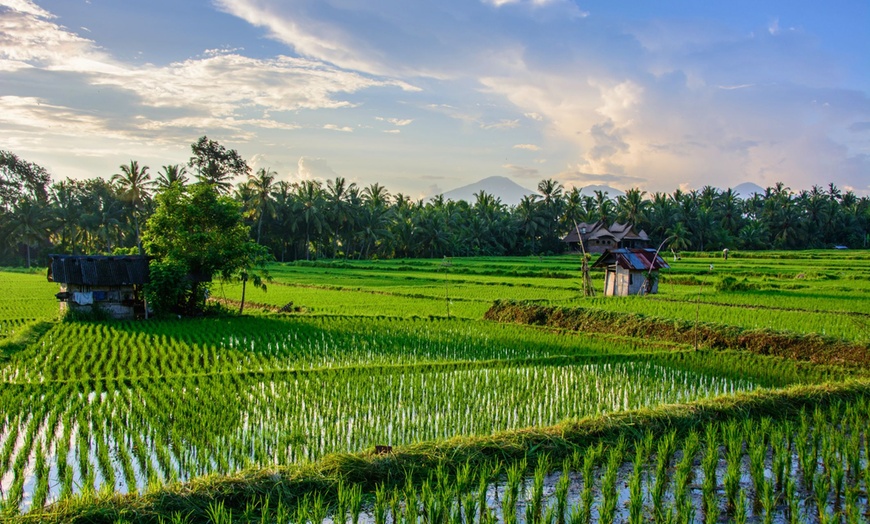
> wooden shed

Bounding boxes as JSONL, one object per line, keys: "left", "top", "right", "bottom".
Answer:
{"left": 591, "top": 248, "right": 669, "bottom": 296}
{"left": 47, "top": 255, "right": 149, "bottom": 319}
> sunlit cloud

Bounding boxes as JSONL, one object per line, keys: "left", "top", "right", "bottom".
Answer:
{"left": 503, "top": 163, "right": 539, "bottom": 179}
{"left": 324, "top": 124, "right": 353, "bottom": 132}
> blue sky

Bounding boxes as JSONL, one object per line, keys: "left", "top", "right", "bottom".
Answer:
{"left": 1, "top": 0, "right": 868, "bottom": 198}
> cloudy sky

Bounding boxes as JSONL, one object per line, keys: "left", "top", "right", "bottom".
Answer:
{"left": 1, "top": 0, "right": 868, "bottom": 198}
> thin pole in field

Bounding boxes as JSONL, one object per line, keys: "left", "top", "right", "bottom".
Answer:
{"left": 442, "top": 257, "right": 451, "bottom": 319}
{"left": 572, "top": 220, "right": 595, "bottom": 297}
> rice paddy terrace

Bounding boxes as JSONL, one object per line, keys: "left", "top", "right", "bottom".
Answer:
{"left": 2, "top": 251, "right": 870, "bottom": 523}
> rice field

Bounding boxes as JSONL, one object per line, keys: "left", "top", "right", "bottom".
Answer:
{"left": 1, "top": 250, "right": 869, "bottom": 522}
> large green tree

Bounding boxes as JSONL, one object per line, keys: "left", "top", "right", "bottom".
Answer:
{"left": 188, "top": 136, "right": 250, "bottom": 194}
{"left": 143, "top": 182, "right": 270, "bottom": 315}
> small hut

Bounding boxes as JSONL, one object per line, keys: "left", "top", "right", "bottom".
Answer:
{"left": 561, "top": 221, "right": 650, "bottom": 254}
{"left": 47, "top": 254, "right": 149, "bottom": 319}
{"left": 591, "top": 248, "right": 669, "bottom": 296}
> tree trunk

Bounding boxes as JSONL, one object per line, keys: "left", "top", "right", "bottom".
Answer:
{"left": 239, "top": 273, "right": 247, "bottom": 314}
{"left": 134, "top": 214, "right": 143, "bottom": 256}
{"left": 188, "top": 281, "right": 199, "bottom": 315}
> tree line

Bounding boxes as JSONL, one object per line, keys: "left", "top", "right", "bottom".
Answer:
{"left": 2, "top": 138, "right": 869, "bottom": 267}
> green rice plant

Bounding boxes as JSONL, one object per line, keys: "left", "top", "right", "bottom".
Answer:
{"left": 813, "top": 471, "right": 830, "bottom": 523}
{"left": 748, "top": 427, "right": 767, "bottom": 515}
{"left": 275, "top": 500, "right": 291, "bottom": 524}
{"left": 204, "top": 500, "right": 232, "bottom": 524}
{"left": 475, "top": 461, "right": 496, "bottom": 524}
{"left": 652, "top": 430, "right": 676, "bottom": 522}
{"left": 598, "top": 445, "right": 621, "bottom": 524}
{"left": 673, "top": 431, "right": 698, "bottom": 524}
{"left": 348, "top": 482, "right": 363, "bottom": 524}
{"left": 295, "top": 493, "right": 312, "bottom": 524}
{"left": 257, "top": 496, "right": 270, "bottom": 524}
{"left": 830, "top": 453, "right": 845, "bottom": 517}
{"left": 526, "top": 454, "right": 549, "bottom": 524}
{"left": 553, "top": 458, "right": 571, "bottom": 524}
{"left": 421, "top": 480, "right": 444, "bottom": 524}
{"left": 374, "top": 484, "right": 388, "bottom": 524}
{"left": 575, "top": 444, "right": 600, "bottom": 524}
{"left": 627, "top": 445, "right": 646, "bottom": 524}
{"left": 701, "top": 422, "right": 719, "bottom": 523}
{"left": 502, "top": 459, "right": 525, "bottom": 524}
{"left": 310, "top": 492, "right": 328, "bottom": 524}
{"left": 760, "top": 478, "right": 776, "bottom": 524}
{"left": 785, "top": 476, "right": 800, "bottom": 524}
{"left": 461, "top": 487, "right": 476, "bottom": 524}
{"left": 734, "top": 489, "right": 748, "bottom": 524}
{"left": 334, "top": 479, "right": 351, "bottom": 524}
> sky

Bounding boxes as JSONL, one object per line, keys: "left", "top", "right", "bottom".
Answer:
{"left": 1, "top": 0, "right": 868, "bottom": 199}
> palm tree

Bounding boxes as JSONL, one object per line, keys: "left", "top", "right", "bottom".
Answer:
{"left": 156, "top": 164, "right": 189, "bottom": 190}
{"left": 271, "top": 181, "right": 295, "bottom": 261}
{"left": 246, "top": 168, "right": 277, "bottom": 244}
{"left": 49, "top": 179, "right": 83, "bottom": 254}
{"left": 294, "top": 180, "right": 325, "bottom": 260}
{"left": 666, "top": 222, "right": 691, "bottom": 253}
{"left": 616, "top": 187, "right": 648, "bottom": 228}
{"left": 363, "top": 183, "right": 390, "bottom": 209}
{"left": 7, "top": 199, "right": 48, "bottom": 267}
{"left": 515, "top": 195, "right": 546, "bottom": 255}
{"left": 326, "top": 177, "right": 358, "bottom": 258}
{"left": 594, "top": 190, "right": 615, "bottom": 225}
{"left": 111, "top": 160, "right": 154, "bottom": 254}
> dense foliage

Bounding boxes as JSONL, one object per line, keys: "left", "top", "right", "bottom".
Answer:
{"left": 1, "top": 141, "right": 869, "bottom": 267}
{"left": 142, "top": 182, "right": 270, "bottom": 314}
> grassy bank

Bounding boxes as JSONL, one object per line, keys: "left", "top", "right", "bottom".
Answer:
{"left": 484, "top": 300, "right": 870, "bottom": 367}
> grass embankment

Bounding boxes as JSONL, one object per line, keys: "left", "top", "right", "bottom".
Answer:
{"left": 484, "top": 300, "right": 870, "bottom": 367}
{"left": 18, "top": 379, "right": 870, "bottom": 524}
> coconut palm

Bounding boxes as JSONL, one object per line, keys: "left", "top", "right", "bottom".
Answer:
{"left": 616, "top": 188, "right": 649, "bottom": 228}
{"left": 294, "top": 180, "right": 325, "bottom": 260}
{"left": 112, "top": 160, "right": 154, "bottom": 254}
{"left": 156, "top": 164, "right": 189, "bottom": 190}
{"left": 326, "top": 176, "right": 358, "bottom": 258}
{"left": 7, "top": 199, "right": 48, "bottom": 267}
{"left": 246, "top": 168, "right": 277, "bottom": 244}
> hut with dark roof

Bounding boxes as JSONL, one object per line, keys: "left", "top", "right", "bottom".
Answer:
{"left": 47, "top": 254, "right": 149, "bottom": 319}
{"left": 591, "top": 248, "right": 669, "bottom": 296}
{"left": 561, "top": 221, "right": 650, "bottom": 254}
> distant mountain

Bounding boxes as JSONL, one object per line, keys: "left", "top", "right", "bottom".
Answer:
{"left": 576, "top": 184, "right": 625, "bottom": 198}
{"left": 440, "top": 176, "right": 535, "bottom": 207}
{"left": 731, "top": 182, "right": 765, "bottom": 198}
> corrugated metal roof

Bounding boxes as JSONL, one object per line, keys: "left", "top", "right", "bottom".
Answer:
{"left": 48, "top": 255, "right": 149, "bottom": 285}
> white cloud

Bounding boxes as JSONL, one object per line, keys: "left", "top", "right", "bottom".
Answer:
{"left": 768, "top": 18, "right": 780, "bottom": 36}
{"left": 0, "top": 0, "right": 53, "bottom": 18}
{"left": 481, "top": 119, "right": 520, "bottom": 130}
{"left": 503, "top": 163, "right": 539, "bottom": 179}
{"left": 324, "top": 124, "right": 353, "bottom": 132}
{"left": 513, "top": 143, "right": 540, "bottom": 151}
{"left": 0, "top": 2, "right": 417, "bottom": 152}
{"left": 295, "top": 156, "right": 338, "bottom": 180}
